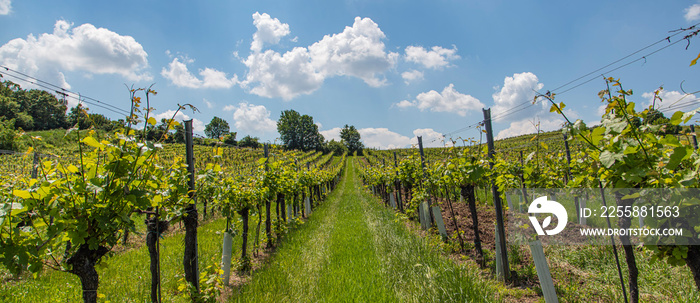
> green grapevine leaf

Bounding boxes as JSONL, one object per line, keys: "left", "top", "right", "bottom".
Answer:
{"left": 599, "top": 150, "right": 622, "bottom": 168}
{"left": 81, "top": 136, "right": 104, "bottom": 149}
{"left": 12, "top": 190, "right": 32, "bottom": 199}
{"left": 667, "top": 146, "right": 689, "bottom": 171}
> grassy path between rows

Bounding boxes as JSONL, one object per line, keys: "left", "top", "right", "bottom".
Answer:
{"left": 231, "top": 156, "right": 501, "bottom": 302}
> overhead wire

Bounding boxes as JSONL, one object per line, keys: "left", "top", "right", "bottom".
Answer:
{"left": 0, "top": 65, "right": 132, "bottom": 116}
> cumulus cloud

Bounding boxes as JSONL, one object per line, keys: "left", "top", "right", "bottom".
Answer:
{"left": 308, "top": 17, "right": 399, "bottom": 87}
{"left": 199, "top": 68, "right": 239, "bottom": 88}
{"left": 240, "top": 15, "right": 398, "bottom": 100}
{"left": 685, "top": 3, "right": 700, "bottom": 21}
{"left": 491, "top": 72, "right": 545, "bottom": 122}
{"left": 230, "top": 102, "right": 277, "bottom": 133}
{"left": 161, "top": 58, "right": 201, "bottom": 88}
{"left": 320, "top": 126, "right": 451, "bottom": 149}
{"left": 203, "top": 98, "right": 214, "bottom": 109}
{"left": 496, "top": 118, "right": 564, "bottom": 140}
{"left": 161, "top": 57, "right": 238, "bottom": 89}
{"left": 240, "top": 47, "right": 324, "bottom": 100}
{"left": 0, "top": 20, "right": 151, "bottom": 89}
{"left": 321, "top": 127, "right": 410, "bottom": 149}
{"left": 597, "top": 104, "right": 607, "bottom": 117}
{"left": 152, "top": 110, "right": 206, "bottom": 134}
{"left": 359, "top": 128, "right": 412, "bottom": 149}
{"left": 411, "top": 128, "right": 453, "bottom": 147}
{"left": 401, "top": 69, "right": 424, "bottom": 84}
{"left": 320, "top": 127, "right": 342, "bottom": 142}
{"left": 404, "top": 45, "right": 459, "bottom": 69}
{"left": 641, "top": 89, "right": 698, "bottom": 115}
{"left": 395, "top": 84, "right": 484, "bottom": 116}
{"left": 251, "top": 12, "right": 291, "bottom": 52}
{"left": 487, "top": 72, "right": 570, "bottom": 139}
{"left": 0, "top": 0, "right": 11, "bottom": 15}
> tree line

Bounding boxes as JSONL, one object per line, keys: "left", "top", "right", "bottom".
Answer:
{"left": 202, "top": 109, "right": 364, "bottom": 155}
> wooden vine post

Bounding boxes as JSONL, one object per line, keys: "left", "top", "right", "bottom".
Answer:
{"left": 264, "top": 144, "right": 273, "bottom": 248}
{"left": 563, "top": 134, "right": 581, "bottom": 222}
{"left": 482, "top": 108, "right": 510, "bottom": 281}
{"left": 393, "top": 151, "right": 403, "bottom": 212}
{"left": 417, "top": 136, "right": 434, "bottom": 229}
{"left": 519, "top": 150, "right": 528, "bottom": 212}
{"left": 183, "top": 120, "right": 200, "bottom": 293}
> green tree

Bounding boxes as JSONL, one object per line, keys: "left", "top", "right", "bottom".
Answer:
{"left": 67, "top": 105, "right": 89, "bottom": 129}
{"left": 204, "top": 116, "right": 230, "bottom": 139}
{"left": 277, "top": 109, "right": 324, "bottom": 151}
{"left": 0, "top": 118, "right": 17, "bottom": 150}
{"left": 238, "top": 135, "right": 261, "bottom": 148}
{"left": 340, "top": 124, "right": 363, "bottom": 154}
{"left": 324, "top": 139, "right": 347, "bottom": 155}
{"left": 171, "top": 122, "right": 185, "bottom": 143}
{"left": 1, "top": 80, "right": 67, "bottom": 130}
{"left": 645, "top": 109, "right": 680, "bottom": 135}
{"left": 15, "top": 89, "right": 67, "bottom": 130}
{"left": 0, "top": 81, "right": 34, "bottom": 130}
{"left": 223, "top": 132, "right": 237, "bottom": 145}
{"left": 0, "top": 95, "right": 33, "bottom": 130}
{"left": 67, "top": 105, "right": 114, "bottom": 131}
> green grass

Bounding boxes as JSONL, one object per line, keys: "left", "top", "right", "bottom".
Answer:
{"left": 231, "top": 157, "right": 502, "bottom": 302}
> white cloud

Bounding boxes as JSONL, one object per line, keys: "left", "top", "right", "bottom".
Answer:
{"left": 241, "top": 47, "right": 324, "bottom": 100}
{"left": 411, "top": 128, "right": 453, "bottom": 147}
{"left": 685, "top": 3, "right": 700, "bottom": 22}
{"left": 0, "top": 20, "right": 150, "bottom": 89}
{"left": 641, "top": 90, "right": 698, "bottom": 115}
{"left": 251, "top": 12, "right": 291, "bottom": 53}
{"left": 161, "top": 58, "right": 201, "bottom": 88}
{"left": 200, "top": 68, "right": 238, "bottom": 88}
{"left": 161, "top": 57, "right": 237, "bottom": 89}
{"left": 231, "top": 102, "right": 277, "bottom": 134}
{"left": 401, "top": 69, "right": 424, "bottom": 84}
{"left": 0, "top": 0, "right": 11, "bottom": 15}
{"left": 404, "top": 45, "right": 459, "bottom": 69}
{"left": 240, "top": 15, "right": 398, "bottom": 99}
{"left": 491, "top": 72, "right": 545, "bottom": 122}
{"left": 596, "top": 104, "right": 607, "bottom": 117}
{"left": 223, "top": 104, "right": 237, "bottom": 111}
{"left": 203, "top": 98, "right": 214, "bottom": 109}
{"left": 359, "top": 128, "right": 411, "bottom": 149}
{"left": 152, "top": 110, "right": 205, "bottom": 134}
{"left": 320, "top": 127, "right": 342, "bottom": 142}
{"left": 321, "top": 126, "right": 451, "bottom": 149}
{"left": 394, "top": 84, "right": 484, "bottom": 116}
{"left": 496, "top": 118, "right": 564, "bottom": 140}
{"left": 395, "top": 100, "right": 415, "bottom": 108}
{"left": 308, "top": 17, "right": 398, "bottom": 87}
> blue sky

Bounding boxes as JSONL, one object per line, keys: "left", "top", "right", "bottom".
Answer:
{"left": 1, "top": 0, "right": 699, "bottom": 148}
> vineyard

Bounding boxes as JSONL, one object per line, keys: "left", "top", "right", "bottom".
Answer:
{"left": 0, "top": 89, "right": 347, "bottom": 302}
{"left": 0, "top": 78, "right": 699, "bottom": 303}
{"left": 357, "top": 79, "right": 700, "bottom": 302}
